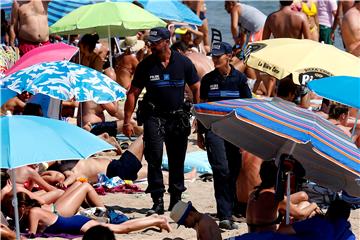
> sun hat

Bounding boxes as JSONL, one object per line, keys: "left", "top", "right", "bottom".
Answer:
{"left": 119, "top": 36, "right": 145, "bottom": 52}
{"left": 148, "top": 27, "right": 170, "bottom": 43}
{"left": 170, "top": 201, "right": 193, "bottom": 226}
{"left": 211, "top": 42, "right": 233, "bottom": 56}
{"left": 175, "top": 27, "right": 188, "bottom": 35}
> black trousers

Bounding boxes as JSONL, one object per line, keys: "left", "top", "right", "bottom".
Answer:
{"left": 205, "top": 130, "right": 242, "bottom": 220}
{"left": 143, "top": 115, "right": 188, "bottom": 199}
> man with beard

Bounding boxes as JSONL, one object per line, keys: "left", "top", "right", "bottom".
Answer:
{"left": 123, "top": 27, "right": 200, "bottom": 215}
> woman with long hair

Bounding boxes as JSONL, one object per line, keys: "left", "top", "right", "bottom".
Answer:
{"left": 3, "top": 192, "right": 171, "bottom": 235}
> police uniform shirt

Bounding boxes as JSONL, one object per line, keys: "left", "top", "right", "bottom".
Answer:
{"left": 200, "top": 65, "right": 252, "bottom": 102}
{"left": 132, "top": 50, "right": 199, "bottom": 112}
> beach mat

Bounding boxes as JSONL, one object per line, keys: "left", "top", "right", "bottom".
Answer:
{"left": 162, "top": 151, "right": 212, "bottom": 174}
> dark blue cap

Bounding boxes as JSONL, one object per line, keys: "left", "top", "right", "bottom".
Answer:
{"left": 211, "top": 42, "right": 233, "bottom": 56}
{"left": 148, "top": 27, "right": 170, "bottom": 43}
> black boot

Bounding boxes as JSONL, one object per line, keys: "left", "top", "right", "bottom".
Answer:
{"left": 146, "top": 197, "right": 164, "bottom": 216}
{"left": 168, "top": 194, "right": 181, "bottom": 211}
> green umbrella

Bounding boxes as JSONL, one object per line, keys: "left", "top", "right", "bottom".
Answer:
{"left": 49, "top": 2, "right": 166, "bottom": 37}
{"left": 49, "top": 2, "right": 166, "bottom": 67}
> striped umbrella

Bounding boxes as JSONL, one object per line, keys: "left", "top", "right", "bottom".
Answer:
{"left": 193, "top": 98, "right": 360, "bottom": 197}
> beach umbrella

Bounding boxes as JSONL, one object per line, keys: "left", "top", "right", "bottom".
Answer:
{"left": 1, "top": 60, "right": 126, "bottom": 104}
{"left": 1, "top": 115, "right": 115, "bottom": 239}
{"left": 194, "top": 98, "right": 360, "bottom": 222}
{"left": 4, "top": 43, "right": 78, "bottom": 76}
{"left": 245, "top": 38, "right": 360, "bottom": 85}
{"left": 307, "top": 76, "right": 360, "bottom": 109}
{"left": 307, "top": 76, "right": 360, "bottom": 136}
{"left": 49, "top": 1, "right": 166, "bottom": 37}
{"left": 137, "top": 0, "right": 202, "bottom": 26}
{"left": 49, "top": 1, "right": 165, "bottom": 67}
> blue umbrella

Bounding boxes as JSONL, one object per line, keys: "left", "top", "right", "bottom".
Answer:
{"left": 1, "top": 115, "right": 115, "bottom": 238}
{"left": 307, "top": 76, "right": 360, "bottom": 109}
{"left": 138, "top": 0, "right": 202, "bottom": 26}
{"left": 1, "top": 60, "right": 126, "bottom": 103}
{"left": 194, "top": 98, "right": 360, "bottom": 196}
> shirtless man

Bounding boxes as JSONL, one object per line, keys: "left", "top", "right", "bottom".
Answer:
{"left": 170, "top": 201, "right": 222, "bottom": 240}
{"left": 1, "top": 91, "right": 31, "bottom": 115}
{"left": 78, "top": 100, "right": 141, "bottom": 137}
{"left": 114, "top": 36, "right": 144, "bottom": 90}
{"left": 9, "top": 0, "right": 51, "bottom": 56}
{"left": 341, "top": 1, "right": 360, "bottom": 57}
{"left": 255, "top": 0, "right": 311, "bottom": 97}
{"left": 183, "top": 0, "right": 210, "bottom": 54}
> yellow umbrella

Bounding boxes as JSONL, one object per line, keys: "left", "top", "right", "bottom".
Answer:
{"left": 245, "top": 38, "right": 360, "bottom": 85}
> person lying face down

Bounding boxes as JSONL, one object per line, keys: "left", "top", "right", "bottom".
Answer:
{"left": 170, "top": 201, "right": 222, "bottom": 240}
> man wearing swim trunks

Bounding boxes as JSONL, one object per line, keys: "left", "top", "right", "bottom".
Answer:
{"left": 9, "top": 0, "right": 51, "bottom": 56}
{"left": 59, "top": 136, "right": 145, "bottom": 188}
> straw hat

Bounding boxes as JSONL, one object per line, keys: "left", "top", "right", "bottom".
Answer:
{"left": 119, "top": 36, "right": 145, "bottom": 52}
{"left": 170, "top": 201, "right": 192, "bottom": 225}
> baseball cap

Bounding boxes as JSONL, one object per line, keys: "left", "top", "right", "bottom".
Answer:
{"left": 211, "top": 42, "right": 233, "bottom": 56}
{"left": 170, "top": 201, "right": 193, "bottom": 226}
{"left": 148, "top": 27, "right": 170, "bottom": 43}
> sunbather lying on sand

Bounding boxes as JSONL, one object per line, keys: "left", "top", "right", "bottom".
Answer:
{"left": 4, "top": 192, "right": 171, "bottom": 235}
{"left": 41, "top": 135, "right": 197, "bottom": 188}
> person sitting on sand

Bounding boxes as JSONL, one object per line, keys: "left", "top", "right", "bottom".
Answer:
{"left": 78, "top": 99, "right": 142, "bottom": 137}
{"left": 4, "top": 192, "right": 171, "bottom": 235}
{"left": 246, "top": 160, "right": 320, "bottom": 233}
{"left": 277, "top": 200, "right": 356, "bottom": 239}
{"left": 1, "top": 91, "right": 32, "bottom": 115}
{"left": 170, "top": 201, "right": 222, "bottom": 240}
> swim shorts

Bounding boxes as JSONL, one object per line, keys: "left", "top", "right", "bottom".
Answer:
{"left": 90, "top": 121, "right": 117, "bottom": 137}
{"left": 18, "top": 39, "right": 50, "bottom": 56}
{"left": 106, "top": 150, "right": 142, "bottom": 181}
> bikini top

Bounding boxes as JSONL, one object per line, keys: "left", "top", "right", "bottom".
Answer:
{"left": 302, "top": 2, "right": 317, "bottom": 17}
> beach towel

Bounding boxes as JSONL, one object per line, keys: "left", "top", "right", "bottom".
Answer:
{"left": 22, "top": 232, "right": 82, "bottom": 239}
{"left": 162, "top": 151, "right": 212, "bottom": 174}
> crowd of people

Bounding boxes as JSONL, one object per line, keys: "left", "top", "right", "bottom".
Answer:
{"left": 1, "top": 0, "right": 359, "bottom": 239}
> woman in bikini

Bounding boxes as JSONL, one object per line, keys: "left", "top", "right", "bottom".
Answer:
{"left": 3, "top": 192, "right": 171, "bottom": 235}
{"left": 78, "top": 34, "right": 104, "bottom": 72}
{"left": 246, "top": 160, "right": 319, "bottom": 233}
{"left": 293, "top": 0, "right": 320, "bottom": 41}
{"left": 1, "top": 172, "right": 104, "bottom": 217}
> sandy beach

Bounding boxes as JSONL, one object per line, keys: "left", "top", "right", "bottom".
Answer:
{"left": 102, "top": 133, "right": 360, "bottom": 240}
{"left": 35, "top": 133, "right": 360, "bottom": 240}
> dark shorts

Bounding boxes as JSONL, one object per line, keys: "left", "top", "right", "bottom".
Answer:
{"left": 319, "top": 25, "right": 333, "bottom": 45}
{"left": 191, "top": 9, "right": 206, "bottom": 20}
{"left": 106, "top": 151, "right": 142, "bottom": 181}
{"left": 90, "top": 121, "right": 117, "bottom": 137}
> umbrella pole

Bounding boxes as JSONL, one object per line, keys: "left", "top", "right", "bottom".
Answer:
{"left": 108, "top": 26, "right": 113, "bottom": 68}
{"left": 10, "top": 170, "right": 21, "bottom": 240}
{"left": 286, "top": 142, "right": 296, "bottom": 225}
{"left": 286, "top": 171, "right": 291, "bottom": 225}
{"left": 351, "top": 109, "right": 359, "bottom": 137}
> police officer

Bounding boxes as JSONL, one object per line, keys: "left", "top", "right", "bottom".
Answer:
{"left": 123, "top": 27, "right": 200, "bottom": 215}
{"left": 197, "top": 42, "right": 252, "bottom": 230}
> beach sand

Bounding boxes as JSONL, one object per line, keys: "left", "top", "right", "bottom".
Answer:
{"left": 35, "top": 133, "right": 360, "bottom": 239}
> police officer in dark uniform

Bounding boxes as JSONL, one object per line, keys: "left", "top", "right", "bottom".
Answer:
{"left": 123, "top": 27, "right": 200, "bottom": 215}
{"left": 197, "top": 42, "right": 252, "bottom": 230}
